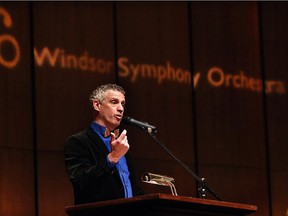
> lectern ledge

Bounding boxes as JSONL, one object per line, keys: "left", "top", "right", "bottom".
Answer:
{"left": 65, "top": 193, "right": 257, "bottom": 216}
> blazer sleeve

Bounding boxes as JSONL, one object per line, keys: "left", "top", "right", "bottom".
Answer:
{"left": 64, "top": 133, "right": 112, "bottom": 184}
{"left": 64, "top": 131, "right": 124, "bottom": 203}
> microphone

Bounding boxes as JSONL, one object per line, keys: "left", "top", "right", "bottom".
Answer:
{"left": 122, "top": 116, "right": 157, "bottom": 133}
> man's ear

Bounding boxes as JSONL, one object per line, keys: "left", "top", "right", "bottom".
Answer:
{"left": 93, "top": 100, "right": 101, "bottom": 111}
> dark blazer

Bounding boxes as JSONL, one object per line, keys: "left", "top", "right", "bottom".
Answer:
{"left": 64, "top": 126, "right": 144, "bottom": 204}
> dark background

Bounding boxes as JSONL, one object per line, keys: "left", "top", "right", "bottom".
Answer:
{"left": 0, "top": 2, "right": 287, "bottom": 216}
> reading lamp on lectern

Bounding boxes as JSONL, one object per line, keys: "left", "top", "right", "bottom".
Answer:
{"left": 141, "top": 172, "right": 178, "bottom": 196}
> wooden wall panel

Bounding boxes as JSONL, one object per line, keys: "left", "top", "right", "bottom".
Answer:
{"left": 32, "top": 2, "right": 116, "bottom": 216}
{"left": 38, "top": 152, "right": 73, "bottom": 216}
{"left": 116, "top": 2, "right": 196, "bottom": 197}
{"left": 33, "top": 2, "right": 116, "bottom": 151}
{"left": 0, "top": 2, "right": 35, "bottom": 216}
{"left": 0, "top": 3, "right": 33, "bottom": 149}
{"left": 260, "top": 2, "right": 288, "bottom": 216}
{"left": 0, "top": 150, "right": 35, "bottom": 216}
{"left": 190, "top": 2, "right": 269, "bottom": 215}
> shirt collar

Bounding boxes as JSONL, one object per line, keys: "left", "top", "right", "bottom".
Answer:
{"left": 90, "top": 121, "right": 107, "bottom": 137}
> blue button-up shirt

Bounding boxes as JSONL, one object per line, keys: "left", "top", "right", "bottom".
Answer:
{"left": 91, "top": 122, "right": 133, "bottom": 198}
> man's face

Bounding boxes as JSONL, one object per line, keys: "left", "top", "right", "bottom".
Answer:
{"left": 93, "top": 90, "right": 125, "bottom": 130}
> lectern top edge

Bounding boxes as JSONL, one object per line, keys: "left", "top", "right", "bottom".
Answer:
{"left": 65, "top": 193, "right": 257, "bottom": 216}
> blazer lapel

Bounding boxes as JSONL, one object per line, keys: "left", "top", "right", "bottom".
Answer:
{"left": 87, "top": 126, "right": 110, "bottom": 155}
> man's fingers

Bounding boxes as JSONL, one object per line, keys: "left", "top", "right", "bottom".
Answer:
{"left": 117, "top": 129, "right": 127, "bottom": 142}
{"left": 121, "top": 129, "right": 127, "bottom": 136}
{"left": 124, "top": 136, "right": 128, "bottom": 145}
{"left": 110, "top": 132, "right": 116, "bottom": 143}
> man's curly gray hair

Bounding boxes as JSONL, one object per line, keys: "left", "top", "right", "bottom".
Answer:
{"left": 89, "top": 84, "right": 126, "bottom": 104}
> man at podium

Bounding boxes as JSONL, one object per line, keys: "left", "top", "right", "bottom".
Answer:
{"left": 64, "top": 84, "right": 144, "bottom": 204}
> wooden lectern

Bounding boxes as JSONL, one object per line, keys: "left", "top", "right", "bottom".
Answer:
{"left": 65, "top": 193, "right": 257, "bottom": 216}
